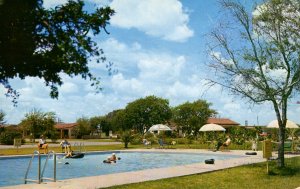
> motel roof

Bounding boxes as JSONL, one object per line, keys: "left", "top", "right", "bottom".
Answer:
{"left": 55, "top": 123, "right": 78, "bottom": 129}
{"left": 207, "top": 118, "right": 240, "bottom": 127}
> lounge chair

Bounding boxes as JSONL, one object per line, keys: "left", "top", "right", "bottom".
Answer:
{"left": 171, "top": 140, "right": 176, "bottom": 146}
{"left": 158, "top": 139, "right": 168, "bottom": 149}
{"left": 37, "top": 143, "right": 48, "bottom": 154}
{"left": 142, "top": 139, "right": 151, "bottom": 148}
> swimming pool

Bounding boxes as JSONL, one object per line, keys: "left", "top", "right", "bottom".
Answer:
{"left": 0, "top": 151, "right": 242, "bottom": 187}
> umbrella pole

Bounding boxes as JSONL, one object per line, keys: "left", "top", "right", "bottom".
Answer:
{"left": 214, "top": 131, "right": 216, "bottom": 150}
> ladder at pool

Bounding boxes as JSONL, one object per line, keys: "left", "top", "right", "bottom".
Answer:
{"left": 24, "top": 150, "right": 57, "bottom": 184}
{"left": 73, "top": 142, "right": 86, "bottom": 153}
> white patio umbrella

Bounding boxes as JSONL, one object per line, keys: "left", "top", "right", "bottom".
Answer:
{"left": 148, "top": 124, "right": 172, "bottom": 132}
{"left": 199, "top": 124, "right": 226, "bottom": 151}
{"left": 199, "top": 124, "right": 226, "bottom": 132}
{"left": 267, "top": 120, "right": 299, "bottom": 129}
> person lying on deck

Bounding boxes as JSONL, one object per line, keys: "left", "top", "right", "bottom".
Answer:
{"left": 215, "top": 135, "right": 231, "bottom": 151}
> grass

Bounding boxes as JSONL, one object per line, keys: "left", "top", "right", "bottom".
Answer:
{"left": 0, "top": 142, "right": 210, "bottom": 156}
{"left": 106, "top": 157, "right": 300, "bottom": 189}
{"left": 0, "top": 144, "right": 126, "bottom": 155}
{"left": 23, "top": 138, "right": 118, "bottom": 144}
{"left": 0, "top": 142, "right": 275, "bottom": 156}
{"left": 67, "top": 138, "right": 118, "bottom": 142}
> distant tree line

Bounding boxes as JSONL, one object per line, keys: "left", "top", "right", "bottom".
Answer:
{"left": 0, "top": 95, "right": 216, "bottom": 143}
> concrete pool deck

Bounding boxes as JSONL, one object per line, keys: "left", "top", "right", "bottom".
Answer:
{"left": 0, "top": 149, "right": 298, "bottom": 189}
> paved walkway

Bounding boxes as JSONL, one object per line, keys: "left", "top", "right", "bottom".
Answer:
{"left": 0, "top": 149, "right": 290, "bottom": 189}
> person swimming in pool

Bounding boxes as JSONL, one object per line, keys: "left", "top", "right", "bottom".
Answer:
{"left": 108, "top": 153, "right": 117, "bottom": 162}
{"left": 103, "top": 153, "right": 121, "bottom": 163}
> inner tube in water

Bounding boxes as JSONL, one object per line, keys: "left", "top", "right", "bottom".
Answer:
{"left": 245, "top": 152, "right": 257, "bottom": 155}
{"left": 70, "top": 153, "right": 85, "bottom": 159}
{"left": 205, "top": 159, "right": 215, "bottom": 164}
{"left": 103, "top": 157, "right": 121, "bottom": 163}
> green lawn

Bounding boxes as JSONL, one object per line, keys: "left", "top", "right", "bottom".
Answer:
{"left": 0, "top": 143, "right": 232, "bottom": 156}
{"left": 0, "top": 144, "right": 126, "bottom": 155}
{"left": 67, "top": 138, "right": 118, "bottom": 142}
{"left": 0, "top": 141, "right": 273, "bottom": 156}
{"left": 106, "top": 157, "right": 300, "bottom": 189}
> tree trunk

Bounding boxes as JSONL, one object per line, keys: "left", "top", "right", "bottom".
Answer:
{"left": 273, "top": 100, "right": 285, "bottom": 168}
{"left": 277, "top": 126, "right": 285, "bottom": 167}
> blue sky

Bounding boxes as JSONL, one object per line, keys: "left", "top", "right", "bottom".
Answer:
{"left": 1, "top": 0, "right": 300, "bottom": 125}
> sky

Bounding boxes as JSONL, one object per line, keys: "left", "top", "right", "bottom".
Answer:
{"left": 1, "top": 0, "right": 300, "bottom": 125}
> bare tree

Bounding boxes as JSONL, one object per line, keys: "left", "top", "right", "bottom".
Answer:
{"left": 208, "top": 0, "right": 300, "bottom": 167}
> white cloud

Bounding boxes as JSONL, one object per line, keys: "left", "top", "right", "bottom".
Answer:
{"left": 43, "top": 0, "right": 68, "bottom": 9}
{"left": 264, "top": 66, "right": 287, "bottom": 82}
{"left": 60, "top": 82, "right": 79, "bottom": 94}
{"left": 109, "top": 0, "right": 194, "bottom": 42}
{"left": 223, "top": 102, "right": 241, "bottom": 112}
{"left": 210, "top": 51, "right": 234, "bottom": 66}
{"left": 137, "top": 54, "right": 185, "bottom": 81}
{"left": 93, "top": 38, "right": 142, "bottom": 73}
{"left": 111, "top": 73, "right": 144, "bottom": 95}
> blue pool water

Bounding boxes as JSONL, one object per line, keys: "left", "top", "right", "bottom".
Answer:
{"left": 0, "top": 151, "right": 242, "bottom": 187}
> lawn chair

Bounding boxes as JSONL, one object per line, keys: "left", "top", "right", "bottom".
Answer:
{"left": 37, "top": 143, "right": 48, "bottom": 154}
{"left": 158, "top": 139, "right": 168, "bottom": 149}
{"left": 171, "top": 140, "right": 176, "bottom": 146}
{"left": 143, "top": 139, "right": 151, "bottom": 148}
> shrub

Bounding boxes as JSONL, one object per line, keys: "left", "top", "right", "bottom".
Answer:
{"left": 163, "top": 130, "right": 174, "bottom": 138}
{"left": 49, "top": 131, "right": 59, "bottom": 142}
{"left": 131, "top": 133, "right": 143, "bottom": 145}
{"left": 196, "top": 134, "right": 205, "bottom": 144}
{"left": 143, "top": 132, "right": 157, "bottom": 144}
{"left": 144, "top": 132, "right": 154, "bottom": 139}
{"left": 186, "top": 135, "right": 195, "bottom": 144}
{"left": 121, "top": 131, "right": 134, "bottom": 148}
{"left": 0, "top": 131, "right": 22, "bottom": 145}
{"left": 176, "top": 138, "right": 189, "bottom": 144}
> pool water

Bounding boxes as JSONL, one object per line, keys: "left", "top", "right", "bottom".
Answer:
{"left": 0, "top": 151, "right": 242, "bottom": 187}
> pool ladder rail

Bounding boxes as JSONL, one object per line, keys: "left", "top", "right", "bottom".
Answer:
{"left": 73, "top": 142, "right": 86, "bottom": 153}
{"left": 24, "top": 150, "right": 57, "bottom": 184}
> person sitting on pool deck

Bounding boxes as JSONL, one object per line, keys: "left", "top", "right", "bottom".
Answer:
{"left": 215, "top": 135, "right": 231, "bottom": 151}
{"left": 60, "top": 137, "right": 71, "bottom": 153}
{"left": 38, "top": 135, "right": 48, "bottom": 154}
{"left": 65, "top": 150, "right": 73, "bottom": 158}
